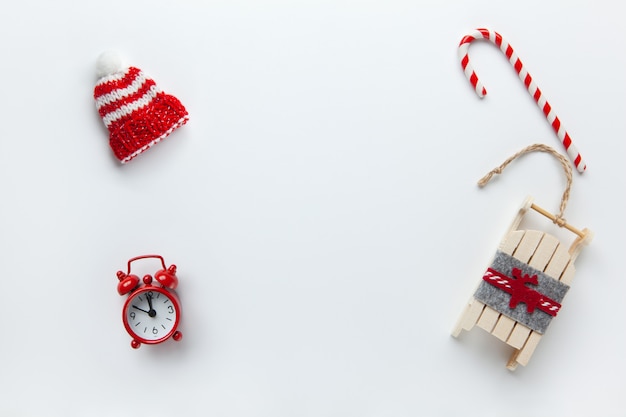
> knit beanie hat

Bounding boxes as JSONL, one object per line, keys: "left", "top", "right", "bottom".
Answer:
{"left": 94, "top": 51, "right": 189, "bottom": 163}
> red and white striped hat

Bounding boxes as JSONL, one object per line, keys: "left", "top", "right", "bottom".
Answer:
{"left": 94, "top": 51, "right": 189, "bottom": 163}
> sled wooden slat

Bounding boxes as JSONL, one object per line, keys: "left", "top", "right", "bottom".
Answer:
{"left": 560, "top": 262, "right": 576, "bottom": 286}
{"left": 452, "top": 299, "right": 485, "bottom": 337}
{"left": 512, "top": 230, "right": 543, "bottom": 263}
{"left": 477, "top": 306, "right": 500, "bottom": 333}
{"left": 544, "top": 243, "right": 571, "bottom": 280}
{"left": 492, "top": 315, "right": 516, "bottom": 342}
{"left": 499, "top": 230, "right": 525, "bottom": 255}
{"left": 528, "top": 234, "right": 559, "bottom": 272}
{"left": 514, "top": 331, "right": 543, "bottom": 368}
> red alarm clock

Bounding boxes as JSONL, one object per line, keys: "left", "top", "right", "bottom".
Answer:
{"left": 116, "top": 255, "right": 183, "bottom": 349}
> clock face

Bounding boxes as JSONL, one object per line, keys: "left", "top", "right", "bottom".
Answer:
{"left": 123, "top": 287, "right": 180, "bottom": 343}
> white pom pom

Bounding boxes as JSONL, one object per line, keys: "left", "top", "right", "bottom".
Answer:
{"left": 96, "top": 51, "right": 124, "bottom": 78}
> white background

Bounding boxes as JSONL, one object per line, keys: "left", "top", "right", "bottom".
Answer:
{"left": 1, "top": 1, "right": 624, "bottom": 416}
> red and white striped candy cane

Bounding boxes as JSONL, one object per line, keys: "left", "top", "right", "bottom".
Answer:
{"left": 459, "top": 28, "right": 586, "bottom": 173}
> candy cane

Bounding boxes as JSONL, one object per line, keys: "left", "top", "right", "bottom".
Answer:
{"left": 458, "top": 28, "right": 586, "bottom": 173}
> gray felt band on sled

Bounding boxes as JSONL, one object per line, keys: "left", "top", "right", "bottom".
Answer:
{"left": 474, "top": 251, "right": 570, "bottom": 334}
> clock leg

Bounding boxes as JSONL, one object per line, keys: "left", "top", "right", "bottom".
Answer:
{"left": 173, "top": 331, "right": 182, "bottom": 342}
{"left": 131, "top": 339, "right": 141, "bottom": 349}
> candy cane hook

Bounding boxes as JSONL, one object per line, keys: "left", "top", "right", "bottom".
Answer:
{"left": 459, "top": 28, "right": 586, "bottom": 173}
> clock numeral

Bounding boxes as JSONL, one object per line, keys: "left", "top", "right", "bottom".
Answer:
{"left": 147, "top": 291, "right": 154, "bottom": 298}
{"left": 130, "top": 312, "right": 136, "bottom": 320}
{"left": 167, "top": 305, "right": 174, "bottom": 314}
{"left": 152, "top": 327, "right": 158, "bottom": 335}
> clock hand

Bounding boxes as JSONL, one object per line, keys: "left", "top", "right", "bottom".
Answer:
{"left": 132, "top": 305, "right": 150, "bottom": 314}
{"left": 146, "top": 293, "right": 157, "bottom": 317}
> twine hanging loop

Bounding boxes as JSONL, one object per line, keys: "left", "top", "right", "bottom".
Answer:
{"left": 477, "top": 144, "right": 573, "bottom": 228}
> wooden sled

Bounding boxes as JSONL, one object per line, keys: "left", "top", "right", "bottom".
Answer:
{"left": 452, "top": 197, "right": 592, "bottom": 370}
